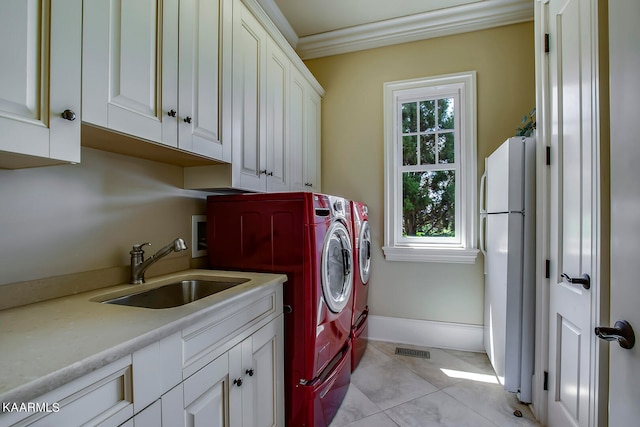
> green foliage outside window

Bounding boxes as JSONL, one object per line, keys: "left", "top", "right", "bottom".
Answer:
{"left": 401, "top": 97, "right": 456, "bottom": 238}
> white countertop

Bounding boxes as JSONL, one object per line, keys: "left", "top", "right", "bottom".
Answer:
{"left": 0, "top": 269, "right": 286, "bottom": 404}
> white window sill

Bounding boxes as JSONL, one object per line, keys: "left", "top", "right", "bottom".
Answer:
{"left": 382, "top": 246, "right": 480, "bottom": 264}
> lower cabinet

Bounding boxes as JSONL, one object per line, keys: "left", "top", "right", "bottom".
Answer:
{"left": 230, "top": 314, "right": 284, "bottom": 427}
{"left": 0, "top": 283, "right": 284, "bottom": 427}
{"left": 174, "top": 315, "right": 284, "bottom": 427}
{"left": 119, "top": 400, "right": 162, "bottom": 427}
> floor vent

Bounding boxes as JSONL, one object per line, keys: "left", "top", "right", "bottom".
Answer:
{"left": 395, "top": 347, "right": 430, "bottom": 359}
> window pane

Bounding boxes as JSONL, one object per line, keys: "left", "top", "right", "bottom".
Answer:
{"left": 403, "top": 135, "right": 417, "bottom": 165}
{"left": 402, "top": 102, "right": 417, "bottom": 133}
{"left": 438, "top": 133, "right": 455, "bottom": 164}
{"left": 419, "top": 100, "right": 435, "bottom": 132}
{"left": 402, "top": 170, "right": 456, "bottom": 237}
{"left": 420, "top": 134, "right": 435, "bottom": 164}
{"left": 438, "top": 98, "right": 455, "bottom": 130}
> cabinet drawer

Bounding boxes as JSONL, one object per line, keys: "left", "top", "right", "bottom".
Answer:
{"left": 182, "top": 288, "right": 280, "bottom": 377}
{"left": 0, "top": 357, "right": 134, "bottom": 427}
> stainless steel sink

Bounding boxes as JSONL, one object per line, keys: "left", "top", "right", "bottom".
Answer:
{"left": 102, "top": 278, "right": 249, "bottom": 309}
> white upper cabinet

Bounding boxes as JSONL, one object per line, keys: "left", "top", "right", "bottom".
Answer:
{"left": 176, "top": 0, "right": 228, "bottom": 160}
{"left": 82, "top": 0, "right": 230, "bottom": 163}
{"left": 184, "top": 0, "right": 323, "bottom": 192}
{"left": 82, "top": 0, "right": 163, "bottom": 143}
{"left": 264, "top": 38, "right": 290, "bottom": 192}
{"left": 0, "top": 0, "right": 82, "bottom": 169}
{"left": 229, "top": 2, "right": 289, "bottom": 193}
{"left": 289, "top": 67, "right": 322, "bottom": 192}
{"left": 289, "top": 68, "right": 306, "bottom": 191}
{"left": 230, "top": 2, "right": 268, "bottom": 191}
{"left": 304, "top": 89, "right": 322, "bottom": 192}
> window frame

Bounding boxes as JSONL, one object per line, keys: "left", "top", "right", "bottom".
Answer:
{"left": 383, "top": 71, "right": 479, "bottom": 263}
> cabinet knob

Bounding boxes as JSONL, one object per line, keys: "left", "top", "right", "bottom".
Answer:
{"left": 61, "top": 109, "right": 76, "bottom": 121}
{"left": 245, "top": 368, "right": 254, "bottom": 377}
{"left": 233, "top": 378, "right": 243, "bottom": 387}
{"left": 304, "top": 183, "right": 313, "bottom": 187}
{"left": 168, "top": 109, "right": 177, "bottom": 118}
{"left": 183, "top": 116, "right": 192, "bottom": 124}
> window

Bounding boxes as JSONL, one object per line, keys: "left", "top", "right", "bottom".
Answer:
{"left": 383, "top": 72, "right": 478, "bottom": 263}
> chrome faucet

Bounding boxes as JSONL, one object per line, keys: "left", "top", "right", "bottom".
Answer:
{"left": 130, "top": 238, "right": 188, "bottom": 284}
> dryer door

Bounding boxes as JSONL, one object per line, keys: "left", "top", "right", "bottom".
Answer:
{"left": 321, "top": 221, "right": 353, "bottom": 313}
{"left": 359, "top": 220, "right": 371, "bottom": 284}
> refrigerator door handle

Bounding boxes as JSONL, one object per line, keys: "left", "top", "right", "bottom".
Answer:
{"left": 479, "top": 166, "right": 488, "bottom": 274}
{"left": 479, "top": 213, "right": 487, "bottom": 274}
{"left": 479, "top": 162, "right": 487, "bottom": 214}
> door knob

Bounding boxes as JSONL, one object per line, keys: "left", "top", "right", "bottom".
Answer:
{"left": 61, "top": 109, "right": 76, "bottom": 121}
{"left": 595, "top": 320, "right": 635, "bottom": 349}
{"left": 561, "top": 273, "right": 590, "bottom": 290}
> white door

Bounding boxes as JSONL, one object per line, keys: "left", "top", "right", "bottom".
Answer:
{"left": 228, "top": 317, "right": 284, "bottom": 427}
{"left": 547, "top": 0, "right": 602, "bottom": 425}
{"left": 83, "top": 0, "right": 167, "bottom": 144}
{"left": 304, "top": 90, "right": 322, "bottom": 192}
{"left": 248, "top": 315, "right": 284, "bottom": 427}
{"left": 177, "top": 0, "right": 225, "bottom": 160}
{"left": 183, "top": 353, "right": 229, "bottom": 427}
{"left": 0, "top": 0, "right": 81, "bottom": 166}
{"left": 289, "top": 68, "right": 306, "bottom": 191}
{"left": 232, "top": 2, "right": 267, "bottom": 192}
{"left": 606, "top": 0, "right": 640, "bottom": 424}
{"left": 265, "top": 39, "right": 289, "bottom": 192}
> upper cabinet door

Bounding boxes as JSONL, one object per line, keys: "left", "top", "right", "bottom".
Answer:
{"left": 265, "top": 39, "right": 289, "bottom": 192}
{"left": 289, "top": 67, "right": 322, "bottom": 193}
{"left": 83, "top": 0, "right": 167, "bottom": 145}
{"left": 83, "top": 0, "right": 230, "bottom": 163}
{"left": 232, "top": 2, "right": 268, "bottom": 192}
{"left": 304, "top": 90, "right": 322, "bottom": 192}
{"left": 289, "top": 68, "right": 306, "bottom": 191}
{"left": 0, "top": 0, "right": 81, "bottom": 169}
{"left": 177, "top": 0, "right": 229, "bottom": 161}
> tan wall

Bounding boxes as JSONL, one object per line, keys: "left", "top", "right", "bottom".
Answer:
{"left": 305, "top": 22, "right": 536, "bottom": 325}
{"left": 0, "top": 147, "right": 208, "bottom": 287}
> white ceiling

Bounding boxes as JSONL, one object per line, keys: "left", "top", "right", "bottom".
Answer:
{"left": 254, "top": 0, "right": 534, "bottom": 59}
{"left": 272, "top": 0, "right": 482, "bottom": 37}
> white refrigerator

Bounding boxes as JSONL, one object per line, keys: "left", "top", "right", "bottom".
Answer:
{"left": 480, "top": 136, "right": 536, "bottom": 403}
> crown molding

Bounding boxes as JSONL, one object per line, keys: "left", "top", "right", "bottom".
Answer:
{"left": 243, "top": 0, "right": 324, "bottom": 95}
{"left": 254, "top": 0, "right": 299, "bottom": 48}
{"left": 296, "top": 0, "right": 534, "bottom": 59}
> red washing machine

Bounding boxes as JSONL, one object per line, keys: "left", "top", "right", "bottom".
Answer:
{"left": 350, "top": 201, "right": 371, "bottom": 371}
{"left": 206, "top": 192, "right": 354, "bottom": 427}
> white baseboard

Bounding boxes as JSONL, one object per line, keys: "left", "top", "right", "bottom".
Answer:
{"left": 368, "top": 315, "right": 485, "bottom": 353}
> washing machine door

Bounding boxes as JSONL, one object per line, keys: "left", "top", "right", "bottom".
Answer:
{"left": 321, "top": 221, "right": 353, "bottom": 313}
{"left": 359, "top": 220, "right": 371, "bottom": 284}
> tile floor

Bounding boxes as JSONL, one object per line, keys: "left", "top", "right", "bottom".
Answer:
{"left": 329, "top": 341, "right": 541, "bottom": 427}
